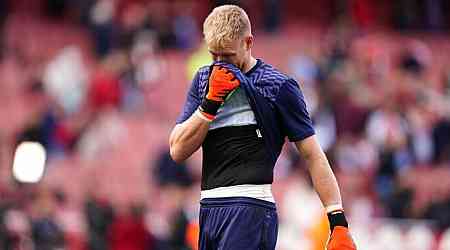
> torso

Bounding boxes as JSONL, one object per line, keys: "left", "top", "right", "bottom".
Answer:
{"left": 200, "top": 59, "right": 275, "bottom": 202}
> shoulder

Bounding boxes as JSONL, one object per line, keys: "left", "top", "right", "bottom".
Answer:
{"left": 259, "top": 62, "right": 291, "bottom": 83}
{"left": 191, "top": 66, "right": 210, "bottom": 94}
{"left": 250, "top": 61, "right": 297, "bottom": 101}
{"left": 194, "top": 65, "right": 210, "bottom": 85}
{"left": 197, "top": 65, "right": 210, "bottom": 80}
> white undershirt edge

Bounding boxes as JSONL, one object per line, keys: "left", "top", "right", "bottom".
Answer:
{"left": 200, "top": 184, "right": 275, "bottom": 203}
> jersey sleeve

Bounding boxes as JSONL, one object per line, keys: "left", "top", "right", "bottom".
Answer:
{"left": 274, "top": 78, "right": 315, "bottom": 142}
{"left": 176, "top": 71, "right": 202, "bottom": 124}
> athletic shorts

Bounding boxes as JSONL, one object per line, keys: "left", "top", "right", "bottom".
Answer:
{"left": 199, "top": 197, "right": 278, "bottom": 250}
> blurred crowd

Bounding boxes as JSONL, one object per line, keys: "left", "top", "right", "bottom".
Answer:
{"left": 0, "top": 0, "right": 450, "bottom": 250}
{"left": 289, "top": 24, "right": 450, "bottom": 223}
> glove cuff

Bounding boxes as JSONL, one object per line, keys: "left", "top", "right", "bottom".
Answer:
{"left": 199, "top": 98, "right": 222, "bottom": 118}
{"left": 327, "top": 210, "right": 348, "bottom": 231}
{"left": 195, "top": 109, "right": 214, "bottom": 122}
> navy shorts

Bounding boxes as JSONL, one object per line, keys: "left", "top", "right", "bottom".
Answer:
{"left": 199, "top": 197, "right": 278, "bottom": 250}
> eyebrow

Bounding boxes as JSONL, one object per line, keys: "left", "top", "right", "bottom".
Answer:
{"left": 209, "top": 50, "right": 237, "bottom": 57}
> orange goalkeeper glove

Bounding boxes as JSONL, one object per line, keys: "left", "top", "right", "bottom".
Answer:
{"left": 326, "top": 211, "right": 357, "bottom": 250}
{"left": 198, "top": 65, "right": 240, "bottom": 121}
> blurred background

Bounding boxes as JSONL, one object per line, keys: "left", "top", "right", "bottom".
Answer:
{"left": 0, "top": 0, "right": 450, "bottom": 249}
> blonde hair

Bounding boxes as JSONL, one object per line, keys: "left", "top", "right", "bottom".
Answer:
{"left": 203, "top": 5, "right": 251, "bottom": 51}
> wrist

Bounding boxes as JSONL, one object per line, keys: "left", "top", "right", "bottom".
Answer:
{"left": 199, "top": 98, "right": 222, "bottom": 119}
{"left": 326, "top": 204, "right": 344, "bottom": 214}
{"left": 327, "top": 209, "right": 348, "bottom": 231}
{"left": 195, "top": 109, "right": 214, "bottom": 122}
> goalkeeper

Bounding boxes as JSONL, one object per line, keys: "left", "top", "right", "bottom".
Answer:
{"left": 170, "top": 5, "right": 356, "bottom": 250}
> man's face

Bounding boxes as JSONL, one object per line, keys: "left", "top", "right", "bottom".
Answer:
{"left": 208, "top": 36, "right": 252, "bottom": 70}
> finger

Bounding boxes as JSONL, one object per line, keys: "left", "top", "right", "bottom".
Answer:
{"left": 229, "top": 79, "right": 240, "bottom": 86}
{"left": 216, "top": 66, "right": 227, "bottom": 73}
{"left": 224, "top": 70, "right": 235, "bottom": 78}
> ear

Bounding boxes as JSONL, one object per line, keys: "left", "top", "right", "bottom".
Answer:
{"left": 245, "top": 35, "right": 253, "bottom": 50}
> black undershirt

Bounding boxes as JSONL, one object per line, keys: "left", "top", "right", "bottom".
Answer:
{"left": 201, "top": 59, "right": 269, "bottom": 190}
{"left": 201, "top": 125, "right": 273, "bottom": 190}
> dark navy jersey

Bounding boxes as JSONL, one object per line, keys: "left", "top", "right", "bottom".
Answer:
{"left": 176, "top": 59, "right": 315, "bottom": 189}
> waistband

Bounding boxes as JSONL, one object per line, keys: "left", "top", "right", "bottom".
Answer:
{"left": 201, "top": 184, "right": 274, "bottom": 202}
{"left": 200, "top": 197, "right": 276, "bottom": 210}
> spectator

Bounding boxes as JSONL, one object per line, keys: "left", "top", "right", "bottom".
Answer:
{"left": 88, "top": 0, "right": 116, "bottom": 57}
{"left": 148, "top": 1, "right": 177, "bottom": 50}
{"left": 153, "top": 149, "right": 194, "bottom": 188}
{"left": 334, "top": 134, "right": 378, "bottom": 172}
{"left": 32, "top": 217, "right": 64, "bottom": 250}
{"left": 108, "top": 204, "right": 154, "bottom": 250}
{"left": 43, "top": 46, "right": 88, "bottom": 115}
{"left": 16, "top": 81, "right": 59, "bottom": 156}
{"left": 151, "top": 149, "right": 197, "bottom": 250}
{"left": 76, "top": 109, "right": 126, "bottom": 161}
{"left": 406, "top": 105, "right": 434, "bottom": 164}
{"left": 424, "top": 195, "right": 450, "bottom": 230}
{"left": 385, "top": 184, "right": 414, "bottom": 218}
{"left": 43, "top": 0, "right": 68, "bottom": 19}
{"left": 173, "top": 1, "right": 199, "bottom": 50}
{"left": 0, "top": 0, "right": 9, "bottom": 59}
{"left": 167, "top": 191, "right": 199, "bottom": 250}
{"left": 392, "top": 0, "right": 423, "bottom": 30}
{"left": 3, "top": 209, "right": 33, "bottom": 250}
{"left": 350, "top": 0, "right": 375, "bottom": 29}
{"left": 129, "top": 30, "right": 163, "bottom": 92}
{"left": 289, "top": 50, "right": 319, "bottom": 88}
{"left": 117, "top": 2, "right": 150, "bottom": 50}
{"left": 53, "top": 189, "right": 87, "bottom": 250}
{"left": 30, "top": 189, "right": 65, "bottom": 250}
{"left": 432, "top": 119, "right": 450, "bottom": 163}
{"left": 425, "top": 0, "right": 445, "bottom": 31}
{"left": 85, "top": 194, "right": 114, "bottom": 250}
{"left": 263, "top": 0, "right": 281, "bottom": 33}
{"left": 88, "top": 51, "right": 125, "bottom": 112}
{"left": 366, "top": 95, "right": 413, "bottom": 201}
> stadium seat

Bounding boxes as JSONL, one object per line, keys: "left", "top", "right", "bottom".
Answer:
{"left": 405, "top": 225, "right": 434, "bottom": 250}
{"left": 374, "top": 224, "right": 404, "bottom": 250}
{"left": 439, "top": 228, "right": 450, "bottom": 250}
{"left": 350, "top": 223, "right": 373, "bottom": 250}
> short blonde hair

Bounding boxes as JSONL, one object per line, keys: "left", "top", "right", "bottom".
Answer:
{"left": 203, "top": 5, "right": 251, "bottom": 51}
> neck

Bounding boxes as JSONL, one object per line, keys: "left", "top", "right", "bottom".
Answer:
{"left": 242, "top": 56, "right": 257, "bottom": 73}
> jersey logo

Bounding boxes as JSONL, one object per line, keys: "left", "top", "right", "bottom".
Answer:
{"left": 256, "top": 129, "right": 263, "bottom": 138}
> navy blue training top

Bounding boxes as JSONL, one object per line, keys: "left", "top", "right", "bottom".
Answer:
{"left": 176, "top": 59, "right": 315, "bottom": 174}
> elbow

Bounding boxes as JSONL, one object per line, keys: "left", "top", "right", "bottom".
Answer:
{"left": 169, "top": 132, "right": 184, "bottom": 163}
{"left": 169, "top": 145, "right": 185, "bottom": 164}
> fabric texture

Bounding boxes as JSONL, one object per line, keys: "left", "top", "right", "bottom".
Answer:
{"left": 199, "top": 197, "right": 278, "bottom": 250}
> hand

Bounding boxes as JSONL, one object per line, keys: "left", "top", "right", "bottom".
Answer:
{"left": 327, "top": 226, "right": 357, "bottom": 250}
{"left": 198, "top": 65, "right": 240, "bottom": 121}
{"left": 205, "top": 65, "right": 240, "bottom": 102}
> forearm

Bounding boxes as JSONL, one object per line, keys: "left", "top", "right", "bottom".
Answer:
{"left": 306, "top": 151, "right": 343, "bottom": 210}
{"left": 169, "top": 111, "right": 210, "bottom": 163}
{"left": 298, "top": 137, "right": 353, "bottom": 237}
{"left": 295, "top": 136, "right": 343, "bottom": 210}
